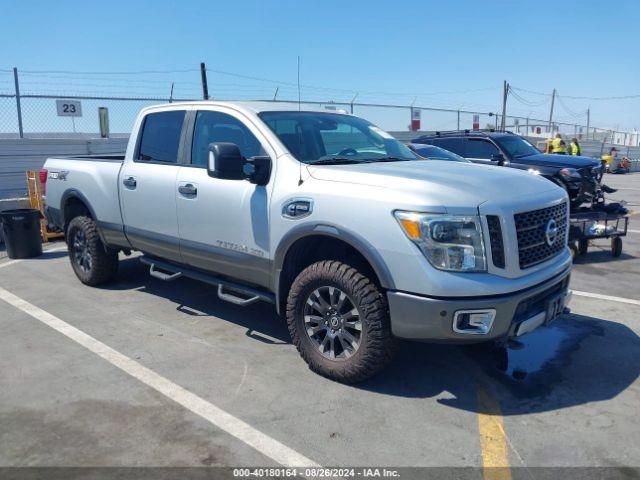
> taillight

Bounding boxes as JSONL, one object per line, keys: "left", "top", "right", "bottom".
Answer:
{"left": 39, "top": 169, "right": 48, "bottom": 195}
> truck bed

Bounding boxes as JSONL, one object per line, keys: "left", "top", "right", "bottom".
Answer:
{"left": 44, "top": 155, "right": 126, "bottom": 229}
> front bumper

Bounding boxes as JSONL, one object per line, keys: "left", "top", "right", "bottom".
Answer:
{"left": 388, "top": 267, "right": 571, "bottom": 342}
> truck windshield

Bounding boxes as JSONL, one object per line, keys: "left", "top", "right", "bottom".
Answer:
{"left": 495, "top": 135, "right": 540, "bottom": 158}
{"left": 258, "top": 111, "right": 418, "bottom": 164}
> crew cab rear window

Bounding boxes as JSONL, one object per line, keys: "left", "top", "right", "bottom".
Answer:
{"left": 137, "top": 110, "right": 185, "bottom": 163}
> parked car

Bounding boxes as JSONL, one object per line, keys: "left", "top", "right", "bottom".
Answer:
{"left": 43, "top": 102, "right": 572, "bottom": 383}
{"left": 408, "top": 144, "right": 470, "bottom": 162}
{"left": 412, "top": 131, "right": 602, "bottom": 209}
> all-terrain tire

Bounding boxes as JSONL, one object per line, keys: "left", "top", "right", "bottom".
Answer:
{"left": 67, "top": 216, "right": 118, "bottom": 286}
{"left": 286, "top": 260, "right": 396, "bottom": 383}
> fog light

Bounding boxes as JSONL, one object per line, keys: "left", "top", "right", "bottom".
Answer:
{"left": 453, "top": 309, "right": 496, "bottom": 335}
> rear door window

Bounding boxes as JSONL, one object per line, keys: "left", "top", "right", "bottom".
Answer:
{"left": 465, "top": 138, "right": 499, "bottom": 159}
{"left": 137, "top": 110, "right": 185, "bottom": 163}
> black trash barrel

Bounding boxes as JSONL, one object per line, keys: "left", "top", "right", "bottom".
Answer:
{"left": 0, "top": 209, "right": 43, "bottom": 259}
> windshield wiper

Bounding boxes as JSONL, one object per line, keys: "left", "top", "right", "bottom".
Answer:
{"left": 363, "top": 157, "right": 412, "bottom": 163}
{"left": 307, "top": 157, "right": 363, "bottom": 165}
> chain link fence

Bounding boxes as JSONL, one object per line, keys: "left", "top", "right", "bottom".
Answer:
{"left": 1, "top": 66, "right": 639, "bottom": 147}
{"left": 1, "top": 91, "right": 638, "bottom": 146}
{"left": 1, "top": 92, "right": 639, "bottom": 200}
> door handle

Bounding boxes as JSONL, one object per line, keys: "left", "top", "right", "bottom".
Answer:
{"left": 123, "top": 176, "right": 137, "bottom": 188}
{"left": 178, "top": 183, "right": 197, "bottom": 196}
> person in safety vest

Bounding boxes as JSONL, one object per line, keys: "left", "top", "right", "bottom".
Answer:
{"left": 570, "top": 138, "right": 582, "bottom": 156}
{"left": 544, "top": 138, "right": 553, "bottom": 154}
{"left": 552, "top": 133, "right": 567, "bottom": 154}
{"left": 601, "top": 147, "right": 617, "bottom": 173}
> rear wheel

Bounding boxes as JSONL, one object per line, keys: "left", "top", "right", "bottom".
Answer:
{"left": 67, "top": 216, "right": 119, "bottom": 286}
{"left": 286, "top": 260, "right": 396, "bottom": 383}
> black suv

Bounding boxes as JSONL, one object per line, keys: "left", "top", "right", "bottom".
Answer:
{"left": 412, "top": 131, "right": 602, "bottom": 209}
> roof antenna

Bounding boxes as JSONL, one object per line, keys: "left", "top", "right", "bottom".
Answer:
{"left": 297, "top": 56, "right": 301, "bottom": 111}
{"left": 298, "top": 161, "right": 304, "bottom": 186}
{"left": 297, "top": 128, "right": 304, "bottom": 186}
{"left": 297, "top": 55, "right": 304, "bottom": 186}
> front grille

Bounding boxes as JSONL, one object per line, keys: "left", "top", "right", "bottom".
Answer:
{"left": 514, "top": 203, "right": 567, "bottom": 269}
{"left": 486, "top": 215, "right": 505, "bottom": 268}
{"left": 513, "top": 274, "right": 570, "bottom": 321}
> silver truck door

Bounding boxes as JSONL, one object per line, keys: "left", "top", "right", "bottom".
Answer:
{"left": 120, "top": 109, "right": 186, "bottom": 262}
{"left": 176, "top": 109, "right": 273, "bottom": 287}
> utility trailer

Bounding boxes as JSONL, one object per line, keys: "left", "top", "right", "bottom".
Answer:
{"left": 568, "top": 210, "right": 629, "bottom": 258}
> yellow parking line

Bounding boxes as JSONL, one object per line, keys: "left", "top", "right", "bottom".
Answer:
{"left": 477, "top": 385, "right": 512, "bottom": 480}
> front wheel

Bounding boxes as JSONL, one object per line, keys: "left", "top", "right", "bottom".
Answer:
{"left": 67, "top": 216, "right": 119, "bottom": 286}
{"left": 286, "top": 260, "right": 396, "bottom": 383}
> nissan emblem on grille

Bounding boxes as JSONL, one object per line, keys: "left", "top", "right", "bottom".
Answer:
{"left": 514, "top": 203, "right": 567, "bottom": 269}
{"left": 545, "top": 219, "right": 559, "bottom": 246}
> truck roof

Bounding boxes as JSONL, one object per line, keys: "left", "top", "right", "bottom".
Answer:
{"left": 140, "top": 100, "right": 349, "bottom": 116}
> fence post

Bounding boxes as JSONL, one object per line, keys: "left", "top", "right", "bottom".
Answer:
{"left": 200, "top": 62, "right": 209, "bottom": 100}
{"left": 13, "top": 67, "right": 24, "bottom": 139}
{"left": 457, "top": 110, "right": 460, "bottom": 130}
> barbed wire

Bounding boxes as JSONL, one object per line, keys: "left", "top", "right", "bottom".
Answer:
{"left": 19, "top": 68, "right": 200, "bottom": 75}
{"left": 510, "top": 85, "right": 640, "bottom": 101}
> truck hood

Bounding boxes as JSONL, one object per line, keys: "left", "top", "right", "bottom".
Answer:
{"left": 308, "top": 160, "right": 561, "bottom": 210}
{"left": 516, "top": 153, "right": 600, "bottom": 169}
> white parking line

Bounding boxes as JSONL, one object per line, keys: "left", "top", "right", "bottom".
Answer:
{"left": 0, "top": 259, "right": 21, "bottom": 269}
{"left": 0, "top": 286, "right": 319, "bottom": 468}
{"left": 0, "top": 246, "right": 67, "bottom": 269}
{"left": 573, "top": 290, "right": 640, "bottom": 307}
{"left": 627, "top": 229, "right": 640, "bottom": 234}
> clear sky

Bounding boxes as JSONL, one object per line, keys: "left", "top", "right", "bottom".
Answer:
{"left": 1, "top": 0, "right": 639, "bottom": 132}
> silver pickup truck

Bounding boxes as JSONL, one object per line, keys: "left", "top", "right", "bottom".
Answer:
{"left": 44, "top": 101, "right": 572, "bottom": 383}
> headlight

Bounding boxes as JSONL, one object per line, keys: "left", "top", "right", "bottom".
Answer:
{"left": 559, "top": 168, "right": 581, "bottom": 179}
{"left": 395, "top": 211, "right": 486, "bottom": 272}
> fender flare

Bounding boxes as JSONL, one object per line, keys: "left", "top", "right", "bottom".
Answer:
{"left": 60, "top": 189, "right": 107, "bottom": 245}
{"left": 60, "top": 189, "right": 99, "bottom": 224}
{"left": 272, "top": 222, "right": 396, "bottom": 313}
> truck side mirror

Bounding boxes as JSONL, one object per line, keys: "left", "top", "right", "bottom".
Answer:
{"left": 208, "top": 143, "right": 244, "bottom": 180}
{"left": 207, "top": 142, "right": 272, "bottom": 186}
{"left": 245, "top": 156, "right": 272, "bottom": 186}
